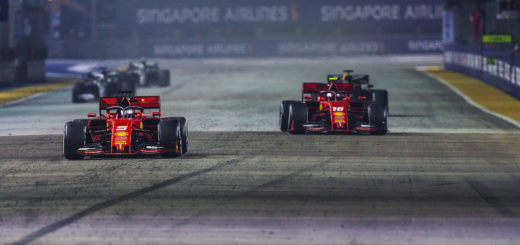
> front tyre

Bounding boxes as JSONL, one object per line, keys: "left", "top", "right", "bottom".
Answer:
{"left": 288, "top": 102, "right": 308, "bottom": 134}
{"left": 63, "top": 121, "right": 86, "bottom": 160}
{"left": 158, "top": 119, "right": 181, "bottom": 158}
{"left": 368, "top": 103, "right": 387, "bottom": 135}
{"left": 279, "top": 100, "right": 296, "bottom": 132}
{"left": 170, "top": 117, "right": 188, "bottom": 154}
{"left": 120, "top": 79, "right": 136, "bottom": 97}
{"left": 159, "top": 70, "right": 171, "bottom": 87}
{"left": 104, "top": 82, "right": 120, "bottom": 97}
{"left": 72, "top": 83, "right": 85, "bottom": 103}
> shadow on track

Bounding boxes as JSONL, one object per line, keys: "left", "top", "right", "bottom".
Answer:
{"left": 466, "top": 178, "right": 518, "bottom": 218}
{"left": 169, "top": 158, "right": 332, "bottom": 228}
{"left": 10, "top": 157, "right": 243, "bottom": 245}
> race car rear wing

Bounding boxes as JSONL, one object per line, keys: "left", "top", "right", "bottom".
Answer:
{"left": 130, "top": 96, "right": 161, "bottom": 109}
{"left": 302, "top": 82, "right": 354, "bottom": 93}
{"left": 99, "top": 96, "right": 161, "bottom": 114}
{"left": 352, "top": 75, "right": 370, "bottom": 84}
{"left": 328, "top": 74, "right": 370, "bottom": 84}
{"left": 331, "top": 83, "right": 353, "bottom": 92}
{"left": 302, "top": 83, "right": 329, "bottom": 93}
{"left": 302, "top": 83, "right": 329, "bottom": 101}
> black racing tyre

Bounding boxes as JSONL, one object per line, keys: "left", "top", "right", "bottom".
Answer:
{"left": 126, "top": 72, "right": 140, "bottom": 87}
{"left": 371, "top": 89, "right": 388, "bottom": 113}
{"left": 74, "top": 120, "right": 92, "bottom": 142}
{"left": 145, "top": 72, "right": 159, "bottom": 86}
{"left": 120, "top": 80, "right": 136, "bottom": 97}
{"left": 288, "top": 102, "right": 308, "bottom": 134}
{"left": 63, "top": 121, "right": 86, "bottom": 160}
{"left": 87, "top": 83, "right": 100, "bottom": 99}
{"left": 368, "top": 103, "right": 387, "bottom": 135}
{"left": 73, "top": 119, "right": 89, "bottom": 128}
{"left": 72, "top": 83, "right": 85, "bottom": 103}
{"left": 159, "top": 70, "right": 170, "bottom": 87}
{"left": 158, "top": 119, "right": 181, "bottom": 157}
{"left": 279, "top": 100, "right": 296, "bottom": 132}
{"left": 104, "top": 82, "right": 120, "bottom": 97}
{"left": 170, "top": 117, "right": 188, "bottom": 154}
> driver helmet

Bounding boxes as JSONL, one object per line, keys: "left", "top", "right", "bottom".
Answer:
{"left": 342, "top": 74, "right": 352, "bottom": 83}
{"left": 124, "top": 108, "right": 135, "bottom": 118}
{"left": 325, "top": 92, "right": 335, "bottom": 101}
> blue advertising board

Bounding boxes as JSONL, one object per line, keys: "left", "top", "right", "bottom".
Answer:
{"left": 444, "top": 44, "right": 520, "bottom": 100}
{"left": 141, "top": 36, "right": 442, "bottom": 58}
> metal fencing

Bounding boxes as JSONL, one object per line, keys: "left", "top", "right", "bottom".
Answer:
{"left": 444, "top": 44, "right": 520, "bottom": 99}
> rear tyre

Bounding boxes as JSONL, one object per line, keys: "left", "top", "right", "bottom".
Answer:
{"left": 279, "top": 100, "right": 296, "bottom": 132}
{"left": 367, "top": 103, "right": 387, "bottom": 135}
{"left": 89, "top": 84, "right": 100, "bottom": 100}
{"left": 158, "top": 119, "right": 181, "bottom": 157}
{"left": 288, "top": 102, "right": 308, "bottom": 134}
{"left": 145, "top": 72, "right": 158, "bottom": 86}
{"left": 120, "top": 80, "right": 136, "bottom": 97}
{"left": 159, "top": 70, "right": 170, "bottom": 87}
{"left": 63, "top": 121, "right": 86, "bottom": 160}
{"left": 72, "top": 83, "right": 85, "bottom": 103}
{"left": 170, "top": 117, "right": 188, "bottom": 154}
{"left": 126, "top": 72, "right": 140, "bottom": 87}
{"left": 104, "top": 82, "right": 120, "bottom": 97}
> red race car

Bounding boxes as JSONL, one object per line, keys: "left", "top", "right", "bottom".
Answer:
{"left": 279, "top": 70, "right": 388, "bottom": 134}
{"left": 63, "top": 94, "right": 187, "bottom": 159}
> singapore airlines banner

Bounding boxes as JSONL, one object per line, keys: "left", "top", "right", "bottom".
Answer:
{"left": 116, "top": 0, "right": 443, "bottom": 29}
{"left": 55, "top": 0, "right": 444, "bottom": 58}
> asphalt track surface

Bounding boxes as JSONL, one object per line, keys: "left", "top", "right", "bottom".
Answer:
{"left": 1, "top": 55, "right": 520, "bottom": 244}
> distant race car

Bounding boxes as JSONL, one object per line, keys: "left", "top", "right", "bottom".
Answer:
{"left": 127, "top": 60, "right": 170, "bottom": 87}
{"left": 72, "top": 68, "right": 137, "bottom": 103}
{"left": 63, "top": 95, "right": 187, "bottom": 159}
{"left": 279, "top": 70, "right": 388, "bottom": 134}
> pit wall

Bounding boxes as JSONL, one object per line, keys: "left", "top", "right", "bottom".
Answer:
{"left": 444, "top": 44, "right": 520, "bottom": 100}
{"left": 0, "top": 59, "right": 46, "bottom": 87}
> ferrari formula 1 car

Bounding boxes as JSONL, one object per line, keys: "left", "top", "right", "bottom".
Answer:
{"left": 279, "top": 70, "right": 388, "bottom": 134}
{"left": 72, "top": 68, "right": 137, "bottom": 103}
{"left": 63, "top": 95, "right": 187, "bottom": 159}
{"left": 127, "top": 60, "right": 170, "bottom": 87}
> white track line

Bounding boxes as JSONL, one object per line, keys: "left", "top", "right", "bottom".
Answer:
{"left": 390, "top": 127, "right": 520, "bottom": 134}
{"left": 417, "top": 66, "right": 520, "bottom": 129}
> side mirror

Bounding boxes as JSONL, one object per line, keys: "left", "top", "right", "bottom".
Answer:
{"left": 152, "top": 112, "right": 161, "bottom": 117}
{"left": 87, "top": 113, "right": 97, "bottom": 117}
{"left": 368, "top": 84, "right": 374, "bottom": 88}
